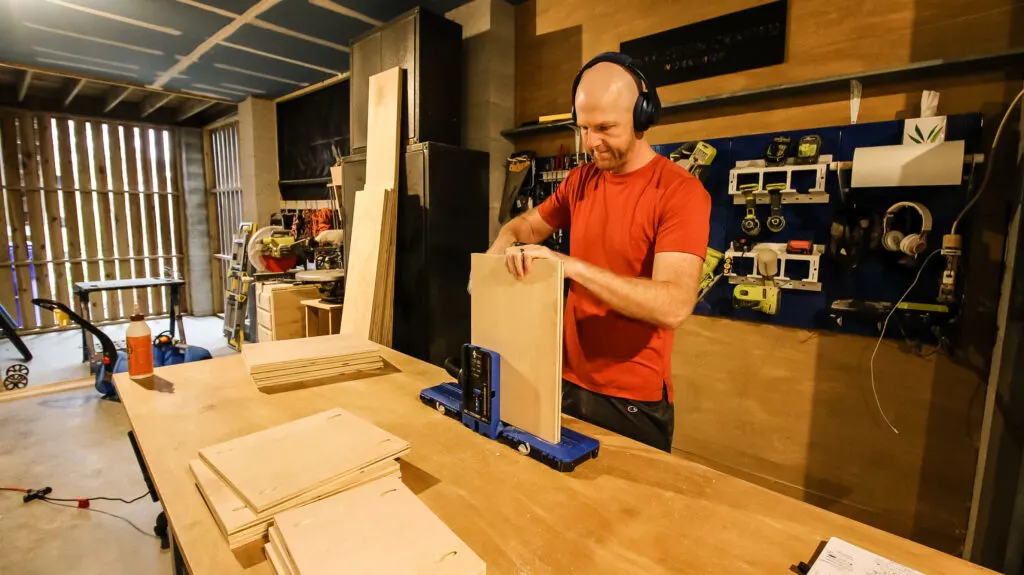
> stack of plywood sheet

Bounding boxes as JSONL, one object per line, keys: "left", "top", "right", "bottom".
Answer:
{"left": 241, "top": 334, "right": 384, "bottom": 391}
{"left": 340, "top": 66, "right": 402, "bottom": 347}
{"left": 265, "top": 476, "right": 485, "bottom": 575}
{"left": 189, "top": 408, "right": 409, "bottom": 549}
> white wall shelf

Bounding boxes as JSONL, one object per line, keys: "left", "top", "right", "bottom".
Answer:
{"left": 728, "top": 155, "right": 832, "bottom": 205}
{"left": 724, "top": 242, "right": 825, "bottom": 292}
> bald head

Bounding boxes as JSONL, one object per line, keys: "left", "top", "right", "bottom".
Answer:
{"left": 574, "top": 61, "right": 649, "bottom": 173}
{"left": 575, "top": 62, "right": 640, "bottom": 121}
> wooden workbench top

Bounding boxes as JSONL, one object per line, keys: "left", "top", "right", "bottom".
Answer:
{"left": 114, "top": 349, "right": 991, "bottom": 575}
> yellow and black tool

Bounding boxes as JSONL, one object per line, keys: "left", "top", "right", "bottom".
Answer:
{"left": 697, "top": 247, "right": 724, "bottom": 302}
{"left": 732, "top": 249, "right": 781, "bottom": 315}
{"left": 739, "top": 183, "right": 761, "bottom": 237}
{"left": 670, "top": 141, "right": 717, "bottom": 182}
{"left": 765, "top": 182, "right": 787, "bottom": 233}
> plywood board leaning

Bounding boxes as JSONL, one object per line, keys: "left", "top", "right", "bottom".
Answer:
{"left": 339, "top": 187, "right": 390, "bottom": 341}
{"left": 198, "top": 408, "right": 409, "bottom": 513}
{"left": 364, "top": 66, "right": 402, "bottom": 193}
{"left": 341, "top": 67, "right": 402, "bottom": 346}
{"left": 274, "top": 476, "right": 486, "bottom": 575}
{"left": 471, "top": 253, "right": 564, "bottom": 444}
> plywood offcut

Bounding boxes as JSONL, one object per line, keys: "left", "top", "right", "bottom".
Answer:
{"left": 198, "top": 408, "right": 410, "bottom": 513}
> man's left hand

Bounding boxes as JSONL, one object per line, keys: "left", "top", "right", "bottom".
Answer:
{"left": 504, "top": 244, "right": 569, "bottom": 280}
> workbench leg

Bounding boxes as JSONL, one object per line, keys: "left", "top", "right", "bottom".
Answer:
{"left": 78, "top": 293, "right": 92, "bottom": 363}
{"left": 171, "top": 527, "right": 187, "bottom": 575}
{"left": 169, "top": 286, "right": 186, "bottom": 343}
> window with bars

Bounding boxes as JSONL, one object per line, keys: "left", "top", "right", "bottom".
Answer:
{"left": 0, "top": 110, "right": 187, "bottom": 331}
{"left": 204, "top": 121, "right": 241, "bottom": 315}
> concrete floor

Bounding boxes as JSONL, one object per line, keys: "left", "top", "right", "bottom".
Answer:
{"left": 0, "top": 316, "right": 235, "bottom": 388}
{"left": 0, "top": 388, "right": 171, "bottom": 574}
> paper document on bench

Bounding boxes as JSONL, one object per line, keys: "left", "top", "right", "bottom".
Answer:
{"left": 809, "top": 538, "right": 923, "bottom": 575}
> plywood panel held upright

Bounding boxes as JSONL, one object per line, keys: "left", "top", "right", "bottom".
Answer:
{"left": 470, "top": 253, "right": 564, "bottom": 444}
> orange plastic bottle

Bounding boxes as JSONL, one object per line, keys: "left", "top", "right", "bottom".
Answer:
{"left": 126, "top": 307, "right": 153, "bottom": 380}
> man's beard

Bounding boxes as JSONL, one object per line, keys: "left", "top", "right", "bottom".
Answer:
{"left": 588, "top": 141, "right": 631, "bottom": 172}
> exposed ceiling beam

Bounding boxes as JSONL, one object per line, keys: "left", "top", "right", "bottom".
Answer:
{"left": 43, "top": 0, "right": 182, "bottom": 35}
{"left": 17, "top": 70, "right": 33, "bottom": 102}
{"left": 104, "top": 86, "right": 133, "bottom": 112}
{"left": 63, "top": 78, "right": 87, "bottom": 108}
{"left": 173, "top": 0, "right": 350, "bottom": 52}
{"left": 176, "top": 99, "right": 215, "bottom": 122}
{"left": 0, "top": 61, "right": 232, "bottom": 105}
{"left": 219, "top": 41, "right": 343, "bottom": 74}
{"left": 141, "top": 93, "right": 176, "bottom": 118}
{"left": 307, "top": 0, "right": 382, "bottom": 26}
{"left": 274, "top": 72, "right": 350, "bottom": 103}
{"left": 151, "top": 0, "right": 284, "bottom": 88}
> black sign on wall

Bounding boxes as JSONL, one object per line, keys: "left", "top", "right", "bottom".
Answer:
{"left": 621, "top": 0, "right": 788, "bottom": 88}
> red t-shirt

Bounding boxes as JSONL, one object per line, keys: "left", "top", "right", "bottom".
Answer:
{"left": 537, "top": 154, "right": 711, "bottom": 402}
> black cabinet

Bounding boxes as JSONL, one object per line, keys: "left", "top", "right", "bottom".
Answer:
{"left": 341, "top": 143, "right": 488, "bottom": 366}
{"left": 350, "top": 8, "right": 462, "bottom": 152}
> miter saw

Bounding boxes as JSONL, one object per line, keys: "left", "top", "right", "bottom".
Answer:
{"left": 247, "top": 226, "right": 311, "bottom": 273}
{"left": 249, "top": 226, "right": 346, "bottom": 303}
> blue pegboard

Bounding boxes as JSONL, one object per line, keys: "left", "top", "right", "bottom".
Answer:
{"left": 533, "top": 114, "right": 983, "bottom": 336}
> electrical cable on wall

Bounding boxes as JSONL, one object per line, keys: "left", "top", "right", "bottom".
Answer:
{"left": 950, "top": 86, "right": 1024, "bottom": 235}
{"left": 869, "top": 250, "right": 941, "bottom": 434}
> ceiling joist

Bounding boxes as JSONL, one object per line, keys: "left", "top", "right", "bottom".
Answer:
{"left": 141, "top": 93, "right": 175, "bottom": 118}
{"left": 152, "top": 0, "right": 284, "bottom": 88}
{"left": 0, "top": 61, "right": 231, "bottom": 105}
{"left": 17, "top": 70, "right": 33, "bottom": 102}
{"left": 104, "top": 86, "right": 133, "bottom": 112}
{"left": 63, "top": 78, "right": 87, "bottom": 108}
{"left": 176, "top": 99, "right": 215, "bottom": 122}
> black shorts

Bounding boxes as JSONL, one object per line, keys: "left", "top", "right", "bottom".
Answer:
{"left": 561, "top": 380, "right": 674, "bottom": 452}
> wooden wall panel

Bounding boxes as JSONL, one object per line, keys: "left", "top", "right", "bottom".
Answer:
{"left": 0, "top": 123, "right": 16, "bottom": 317}
{"left": 17, "top": 113, "right": 51, "bottom": 326}
{"left": 123, "top": 127, "right": 150, "bottom": 315}
{"left": 517, "top": 0, "right": 1024, "bottom": 127}
{"left": 55, "top": 119, "right": 83, "bottom": 287}
{"left": 108, "top": 125, "right": 133, "bottom": 315}
{"left": 90, "top": 122, "right": 119, "bottom": 318}
{"left": 141, "top": 129, "right": 164, "bottom": 315}
{"left": 154, "top": 130, "right": 172, "bottom": 309}
{"left": 38, "top": 115, "right": 69, "bottom": 307}
{"left": 170, "top": 129, "right": 190, "bottom": 313}
{"left": 512, "top": 0, "right": 1024, "bottom": 555}
{"left": 203, "top": 128, "right": 223, "bottom": 315}
{"left": 0, "top": 116, "right": 29, "bottom": 325}
{"left": 672, "top": 315, "right": 984, "bottom": 554}
{"left": 74, "top": 120, "right": 102, "bottom": 320}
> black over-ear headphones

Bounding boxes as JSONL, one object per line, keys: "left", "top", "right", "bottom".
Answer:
{"left": 570, "top": 52, "right": 662, "bottom": 133}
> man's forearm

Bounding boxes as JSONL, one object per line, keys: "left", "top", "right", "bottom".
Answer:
{"left": 486, "top": 212, "right": 549, "bottom": 254}
{"left": 566, "top": 258, "right": 695, "bottom": 329}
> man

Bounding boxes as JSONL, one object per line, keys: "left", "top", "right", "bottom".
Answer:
{"left": 485, "top": 53, "right": 711, "bottom": 452}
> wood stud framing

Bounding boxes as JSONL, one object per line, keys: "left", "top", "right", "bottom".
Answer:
{"left": 0, "top": 110, "right": 189, "bottom": 331}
